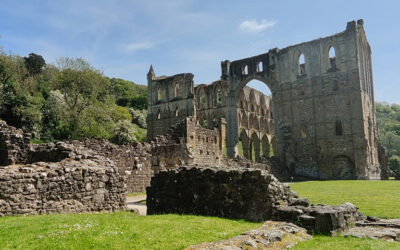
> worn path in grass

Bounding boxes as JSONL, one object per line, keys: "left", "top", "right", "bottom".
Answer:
{"left": 290, "top": 180, "right": 400, "bottom": 218}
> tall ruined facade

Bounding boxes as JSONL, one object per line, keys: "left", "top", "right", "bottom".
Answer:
{"left": 147, "top": 20, "right": 381, "bottom": 180}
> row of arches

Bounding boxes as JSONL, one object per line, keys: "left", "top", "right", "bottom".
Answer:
{"left": 238, "top": 129, "right": 278, "bottom": 162}
{"left": 297, "top": 46, "right": 337, "bottom": 75}
{"left": 195, "top": 81, "right": 229, "bottom": 110}
{"left": 241, "top": 61, "right": 264, "bottom": 76}
{"left": 156, "top": 83, "right": 181, "bottom": 102}
{"left": 239, "top": 111, "right": 273, "bottom": 134}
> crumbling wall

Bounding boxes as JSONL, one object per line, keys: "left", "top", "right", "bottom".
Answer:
{"left": 0, "top": 157, "right": 126, "bottom": 216}
{"left": 147, "top": 166, "right": 295, "bottom": 222}
{"left": 0, "top": 121, "right": 31, "bottom": 166}
{"left": 147, "top": 68, "right": 196, "bottom": 140}
{"left": 147, "top": 166, "right": 365, "bottom": 234}
{"left": 69, "top": 139, "right": 152, "bottom": 193}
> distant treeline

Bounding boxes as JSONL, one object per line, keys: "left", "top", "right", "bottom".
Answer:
{"left": 0, "top": 50, "right": 147, "bottom": 144}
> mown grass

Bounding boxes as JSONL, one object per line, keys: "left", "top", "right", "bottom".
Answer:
{"left": 2, "top": 181, "right": 400, "bottom": 249}
{"left": 290, "top": 180, "right": 400, "bottom": 218}
{"left": 294, "top": 235, "right": 400, "bottom": 249}
{"left": 0, "top": 213, "right": 260, "bottom": 250}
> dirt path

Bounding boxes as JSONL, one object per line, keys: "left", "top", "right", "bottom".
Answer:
{"left": 126, "top": 195, "right": 147, "bottom": 215}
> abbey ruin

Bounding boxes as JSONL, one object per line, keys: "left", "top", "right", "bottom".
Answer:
{"left": 0, "top": 19, "right": 389, "bottom": 218}
{"left": 147, "top": 19, "right": 384, "bottom": 180}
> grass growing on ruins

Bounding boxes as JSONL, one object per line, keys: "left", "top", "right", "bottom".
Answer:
{"left": 0, "top": 212, "right": 261, "bottom": 250}
{"left": 290, "top": 180, "right": 400, "bottom": 218}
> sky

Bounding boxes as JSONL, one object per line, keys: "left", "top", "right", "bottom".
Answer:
{"left": 1, "top": 0, "right": 399, "bottom": 103}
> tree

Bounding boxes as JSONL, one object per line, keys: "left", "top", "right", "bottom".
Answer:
{"left": 111, "top": 119, "right": 137, "bottom": 145}
{"left": 24, "top": 53, "right": 45, "bottom": 76}
{"left": 389, "top": 155, "right": 400, "bottom": 172}
{"left": 54, "top": 58, "right": 110, "bottom": 137}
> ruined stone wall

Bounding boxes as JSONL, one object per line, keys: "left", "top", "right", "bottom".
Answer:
{"left": 150, "top": 117, "right": 222, "bottom": 171}
{"left": 219, "top": 19, "right": 381, "bottom": 180}
{"left": 0, "top": 121, "right": 31, "bottom": 166}
{"left": 147, "top": 166, "right": 296, "bottom": 222}
{"left": 186, "top": 117, "right": 221, "bottom": 165}
{"left": 0, "top": 154, "right": 126, "bottom": 216}
{"left": 147, "top": 68, "right": 195, "bottom": 140}
{"left": 69, "top": 139, "right": 152, "bottom": 193}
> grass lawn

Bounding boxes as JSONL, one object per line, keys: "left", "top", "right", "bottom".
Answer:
{"left": 0, "top": 213, "right": 260, "bottom": 250}
{"left": 290, "top": 180, "right": 400, "bottom": 218}
{"left": 291, "top": 180, "right": 400, "bottom": 249}
{"left": 1, "top": 181, "right": 400, "bottom": 249}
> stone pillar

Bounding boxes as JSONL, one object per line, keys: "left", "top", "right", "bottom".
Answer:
{"left": 227, "top": 106, "right": 239, "bottom": 158}
{"left": 219, "top": 118, "right": 227, "bottom": 152}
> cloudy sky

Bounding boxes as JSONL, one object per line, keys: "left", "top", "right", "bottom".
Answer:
{"left": 1, "top": 0, "right": 399, "bottom": 103}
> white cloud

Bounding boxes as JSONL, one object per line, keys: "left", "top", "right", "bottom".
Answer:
{"left": 123, "top": 41, "right": 157, "bottom": 52}
{"left": 239, "top": 19, "right": 277, "bottom": 33}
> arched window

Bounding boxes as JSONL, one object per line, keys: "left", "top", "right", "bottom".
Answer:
{"left": 217, "top": 89, "right": 222, "bottom": 105}
{"left": 200, "top": 93, "right": 206, "bottom": 109}
{"left": 257, "top": 61, "right": 263, "bottom": 72}
{"left": 157, "top": 109, "right": 161, "bottom": 120}
{"left": 301, "top": 125, "right": 307, "bottom": 139}
{"left": 175, "top": 106, "right": 178, "bottom": 117}
{"left": 298, "top": 53, "right": 305, "bottom": 75}
{"left": 157, "top": 87, "right": 162, "bottom": 101}
{"left": 335, "top": 120, "right": 343, "bottom": 136}
{"left": 329, "top": 47, "right": 336, "bottom": 69}
{"left": 242, "top": 65, "right": 249, "bottom": 75}
{"left": 174, "top": 84, "right": 179, "bottom": 97}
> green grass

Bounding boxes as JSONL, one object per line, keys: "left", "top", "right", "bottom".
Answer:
{"left": 0, "top": 213, "right": 260, "bottom": 250}
{"left": 290, "top": 180, "right": 400, "bottom": 218}
{"left": 2, "top": 181, "right": 400, "bottom": 249}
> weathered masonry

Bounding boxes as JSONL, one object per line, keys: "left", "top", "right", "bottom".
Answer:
{"left": 147, "top": 20, "right": 383, "bottom": 180}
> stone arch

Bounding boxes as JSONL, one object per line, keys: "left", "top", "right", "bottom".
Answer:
{"left": 239, "top": 110, "right": 248, "bottom": 128}
{"left": 211, "top": 110, "right": 227, "bottom": 128}
{"left": 270, "top": 136, "right": 278, "bottom": 157}
{"left": 328, "top": 46, "right": 336, "bottom": 69}
{"left": 239, "top": 129, "right": 249, "bottom": 159}
{"left": 198, "top": 87, "right": 206, "bottom": 109}
{"left": 250, "top": 132, "right": 261, "bottom": 162}
{"left": 331, "top": 155, "right": 355, "bottom": 180}
{"left": 174, "top": 83, "right": 180, "bottom": 97}
{"left": 261, "top": 134, "right": 270, "bottom": 157}
{"left": 298, "top": 53, "right": 306, "bottom": 75}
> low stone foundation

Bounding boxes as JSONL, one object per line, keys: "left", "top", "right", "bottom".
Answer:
{"left": 147, "top": 166, "right": 296, "bottom": 222}
{"left": 0, "top": 158, "right": 126, "bottom": 216}
{"left": 147, "top": 166, "right": 367, "bottom": 234}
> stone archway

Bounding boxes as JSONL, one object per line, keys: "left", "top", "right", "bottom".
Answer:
{"left": 331, "top": 155, "right": 355, "bottom": 180}
{"left": 222, "top": 55, "right": 278, "bottom": 159}
{"left": 261, "top": 135, "right": 270, "bottom": 157}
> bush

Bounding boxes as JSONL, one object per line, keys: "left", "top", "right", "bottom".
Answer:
{"left": 389, "top": 155, "right": 400, "bottom": 172}
{"left": 129, "top": 109, "right": 147, "bottom": 128}
{"left": 111, "top": 120, "right": 137, "bottom": 145}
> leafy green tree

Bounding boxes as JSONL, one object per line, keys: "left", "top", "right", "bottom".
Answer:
{"left": 389, "top": 155, "right": 400, "bottom": 172}
{"left": 24, "top": 53, "right": 45, "bottom": 76}
{"left": 55, "top": 58, "right": 110, "bottom": 137}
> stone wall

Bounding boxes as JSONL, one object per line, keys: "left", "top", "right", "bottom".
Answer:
{"left": 69, "top": 139, "right": 152, "bottom": 193}
{"left": 147, "top": 166, "right": 366, "bottom": 234}
{"left": 0, "top": 157, "right": 126, "bottom": 216}
{"left": 0, "top": 121, "right": 31, "bottom": 166}
{"left": 147, "top": 68, "right": 196, "bottom": 140}
{"left": 147, "top": 166, "right": 296, "bottom": 222}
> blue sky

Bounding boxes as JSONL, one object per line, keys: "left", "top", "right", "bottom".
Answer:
{"left": 1, "top": 0, "right": 399, "bottom": 103}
